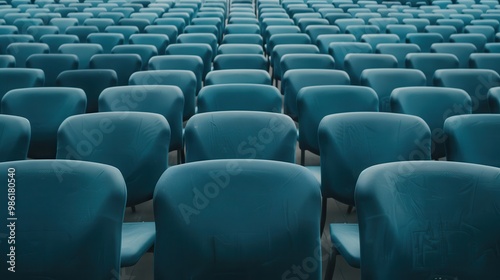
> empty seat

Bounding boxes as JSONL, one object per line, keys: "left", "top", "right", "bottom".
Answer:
{"left": 185, "top": 111, "right": 297, "bottom": 162}
{"left": 166, "top": 43, "right": 213, "bottom": 80}
{"left": 406, "top": 53, "right": 460, "bottom": 86}
{"left": 58, "top": 43, "right": 103, "bottom": 69}
{"left": 217, "top": 43, "right": 263, "bottom": 55}
{"left": 297, "top": 85, "right": 379, "bottom": 164}
{"left": 128, "top": 70, "right": 197, "bottom": 119}
{"left": 57, "top": 112, "right": 169, "bottom": 207}
{"left": 105, "top": 26, "right": 140, "bottom": 43}
{"left": 391, "top": 86, "right": 472, "bottom": 159}
{"left": 26, "top": 54, "right": 79, "bottom": 87}
{"left": 0, "top": 55, "right": 15, "bottom": 68}
{"left": 0, "top": 34, "right": 34, "bottom": 54}
{"left": 87, "top": 33, "right": 125, "bottom": 53}
{"left": 271, "top": 44, "right": 319, "bottom": 81}
{"left": 386, "top": 24, "right": 418, "bottom": 41}
{"left": 56, "top": 69, "right": 118, "bottom": 113}
{"left": 424, "top": 25, "right": 457, "bottom": 42}
{"left": 0, "top": 160, "right": 125, "bottom": 279}
{"left": 465, "top": 24, "right": 496, "bottom": 42}
{"left": 177, "top": 33, "right": 218, "bottom": 60}
{"left": 434, "top": 69, "right": 500, "bottom": 113}
{"left": 376, "top": 43, "right": 421, "bottom": 68}
{"left": 26, "top": 25, "right": 59, "bottom": 41}
{"left": 1, "top": 87, "right": 86, "bottom": 158}
{"left": 99, "top": 85, "right": 184, "bottom": 159}
{"left": 316, "top": 34, "right": 356, "bottom": 54}
{"left": 0, "top": 115, "right": 30, "bottom": 161}
{"left": 450, "top": 33, "right": 487, "bottom": 52}
{"left": 280, "top": 53, "right": 335, "bottom": 80}
{"left": 0, "top": 68, "right": 44, "bottom": 99}
{"left": 153, "top": 159, "right": 321, "bottom": 279}
{"left": 39, "top": 34, "right": 79, "bottom": 53}
{"left": 360, "top": 68, "right": 427, "bottom": 112}
{"left": 148, "top": 55, "right": 204, "bottom": 94}
{"left": 205, "top": 69, "right": 271, "bottom": 86}
{"left": 197, "top": 84, "right": 282, "bottom": 113}
{"left": 144, "top": 25, "right": 179, "bottom": 44}
{"left": 6, "top": 42, "right": 49, "bottom": 67}
{"left": 329, "top": 42, "right": 372, "bottom": 70}
{"left": 129, "top": 33, "right": 169, "bottom": 55}
{"left": 469, "top": 53, "right": 500, "bottom": 75}
{"left": 111, "top": 44, "right": 158, "bottom": 70}
{"left": 89, "top": 53, "right": 142, "bottom": 86}
{"left": 65, "top": 26, "right": 99, "bottom": 43}
{"left": 430, "top": 42, "right": 477, "bottom": 68}
{"left": 406, "top": 33, "right": 444, "bottom": 52}
{"left": 344, "top": 53, "right": 397, "bottom": 85}
{"left": 221, "top": 33, "right": 263, "bottom": 45}
{"left": 83, "top": 18, "right": 115, "bottom": 32}
{"left": 282, "top": 69, "right": 351, "bottom": 119}
{"left": 360, "top": 34, "right": 399, "bottom": 49}
{"left": 213, "top": 54, "right": 268, "bottom": 71}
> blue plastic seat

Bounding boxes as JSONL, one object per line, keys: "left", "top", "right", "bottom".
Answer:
{"left": 111, "top": 44, "right": 158, "bottom": 70}
{"left": 360, "top": 68, "right": 427, "bottom": 112}
{"left": 0, "top": 55, "right": 15, "bottom": 68}
{"left": 469, "top": 53, "right": 500, "bottom": 75}
{"left": 305, "top": 25, "right": 340, "bottom": 44}
{"left": 316, "top": 34, "right": 356, "bottom": 54}
{"left": 89, "top": 53, "right": 142, "bottom": 86}
{"left": 58, "top": 43, "right": 104, "bottom": 69}
{"left": 360, "top": 34, "right": 399, "bottom": 50}
{"left": 221, "top": 33, "right": 263, "bottom": 45}
{"left": 65, "top": 26, "right": 99, "bottom": 43}
{"left": 282, "top": 69, "right": 351, "bottom": 120}
{"left": 267, "top": 33, "right": 311, "bottom": 56}
{"left": 177, "top": 33, "right": 218, "bottom": 60}
{"left": 49, "top": 18, "right": 78, "bottom": 34}
{"left": 39, "top": 34, "right": 79, "bottom": 53}
{"left": 430, "top": 42, "right": 477, "bottom": 68}
{"left": 26, "top": 25, "right": 59, "bottom": 41}
{"left": 1, "top": 87, "right": 86, "bottom": 159}
{"left": 0, "top": 115, "right": 30, "bottom": 161}
{"left": 205, "top": 69, "right": 271, "bottom": 86}
{"left": 329, "top": 42, "right": 372, "bottom": 71}
{"left": 344, "top": 53, "right": 397, "bottom": 85}
{"left": 128, "top": 70, "right": 197, "bottom": 120}
{"left": 450, "top": 33, "right": 487, "bottom": 52}
{"left": 391, "top": 86, "right": 472, "bottom": 159}
{"left": 424, "top": 25, "right": 457, "bottom": 42}
{"left": 6, "top": 42, "right": 49, "bottom": 67}
{"left": 213, "top": 54, "right": 268, "bottom": 71}
{"left": 0, "top": 68, "right": 44, "bottom": 99}
{"left": 280, "top": 53, "right": 335, "bottom": 81}
{"left": 185, "top": 111, "right": 297, "bottom": 162}
{"left": 386, "top": 24, "right": 418, "bottom": 41}
{"left": 26, "top": 54, "right": 79, "bottom": 87}
{"left": 434, "top": 69, "right": 500, "bottom": 113}
{"left": 56, "top": 69, "right": 118, "bottom": 113}
{"left": 57, "top": 111, "right": 170, "bottom": 207}
{"left": 129, "top": 33, "right": 169, "bottom": 55}
{"left": 376, "top": 43, "right": 421, "bottom": 68}
{"left": 148, "top": 55, "right": 204, "bottom": 94}
{"left": 118, "top": 18, "right": 150, "bottom": 32}
{"left": 271, "top": 44, "right": 319, "bottom": 81}
{"left": 105, "top": 25, "right": 140, "bottom": 43}
{"left": 144, "top": 25, "right": 178, "bottom": 45}
{"left": 406, "top": 32, "right": 444, "bottom": 52}
{"left": 0, "top": 34, "right": 34, "bottom": 54}
{"left": 406, "top": 53, "right": 460, "bottom": 85}
{"left": 153, "top": 159, "right": 321, "bottom": 279}
{"left": 197, "top": 84, "right": 282, "bottom": 113}
{"left": 297, "top": 85, "right": 379, "bottom": 164}
{"left": 0, "top": 159, "right": 125, "bottom": 279}
{"left": 83, "top": 18, "right": 115, "bottom": 32}
{"left": 99, "top": 85, "right": 184, "bottom": 160}
{"left": 165, "top": 43, "right": 213, "bottom": 80}
{"left": 320, "top": 112, "right": 431, "bottom": 276}
{"left": 351, "top": 160, "right": 500, "bottom": 279}
{"left": 86, "top": 33, "right": 125, "bottom": 53}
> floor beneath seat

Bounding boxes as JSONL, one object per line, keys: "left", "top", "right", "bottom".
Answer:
{"left": 122, "top": 146, "right": 361, "bottom": 280}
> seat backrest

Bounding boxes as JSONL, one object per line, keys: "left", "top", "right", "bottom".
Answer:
{"left": 56, "top": 69, "right": 118, "bottom": 113}
{"left": 344, "top": 53, "right": 398, "bottom": 85}
{"left": 469, "top": 53, "right": 500, "bottom": 75}
{"left": 6, "top": 42, "right": 49, "bottom": 68}
{"left": 153, "top": 159, "right": 321, "bottom": 280}
{"left": 26, "top": 53, "right": 79, "bottom": 86}
{"left": 57, "top": 112, "right": 170, "bottom": 206}
{"left": 86, "top": 33, "right": 125, "bottom": 54}
{"left": 1, "top": 87, "right": 86, "bottom": 159}
{"left": 434, "top": 69, "right": 500, "bottom": 113}
{"left": 205, "top": 69, "right": 272, "bottom": 86}
{"left": 197, "top": 84, "right": 282, "bottom": 113}
{"left": 430, "top": 42, "right": 477, "bottom": 68}
{"left": 282, "top": 69, "right": 351, "bottom": 119}
{"left": 0, "top": 159, "right": 126, "bottom": 280}
{"left": 356, "top": 160, "right": 500, "bottom": 280}
{"left": 328, "top": 42, "right": 372, "bottom": 70}
{"left": 406, "top": 53, "right": 460, "bottom": 85}
{"left": 98, "top": 85, "right": 184, "bottom": 151}
{"left": 129, "top": 33, "right": 170, "bottom": 55}
{"left": 271, "top": 44, "right": 319, "bottom": 79}
{"left": 297, "top": 85, "right": 379, "bottom": 155}
{"left": 111, "top": 44, "right": 158, "bottom": 70}
{"left": 406, "top": 32, "right": 444, "bottom": 52}
{"left": 0, "top": 54, "right": 15, "bottom": 68}
{"left": 488, "top": 87, "right": 500, "bottom": 113}
{"left": 185, "top": 111, "right": 297, "bottom": 162}
{"left": 0, "top": 115, "right": 30, "bottom": 161}
{"left": 376, "top": 43, "right": 421, "bottom": 68}
{"left": 391, "top": 86, "right": 472, "bottom": 159}
{"left": 148, "top": 55, "right": 204, "bottom": 94}
{"left": 449, "top": 33, "right": 487, "bottom": 52}
{"left": 128, "top": 70, "right": 197, "bottom": 120}
{"left": 360, "top": 68, "right": 427, "bottom": 112}
{"left": 0, "top": 68, "right": 44, "bottom": 99}
{"left": 319, "top": 112, "right": 431, "bottom": 205}
{"left": 280, "top": 53, "right": 335, "bottom": 78}
{"left": 444, "top": 114, "right": 500, "bottom": 167}
{"left": 0, "top": 34, "right": 34, "bottom": 54}
{"left": 213, "top": 54, "right": 269, "bottom": 71}
{"left": 165, "top": 43, "right": 213, "bottom": 79}
{"left": 39, "top": 34, "right": 79, "bottom": 53}
{"left": 58, "top": 43, "right": 104, "bottom": 69}
{"left": 89, "top": 53, "right": 142, "bottom": 86}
